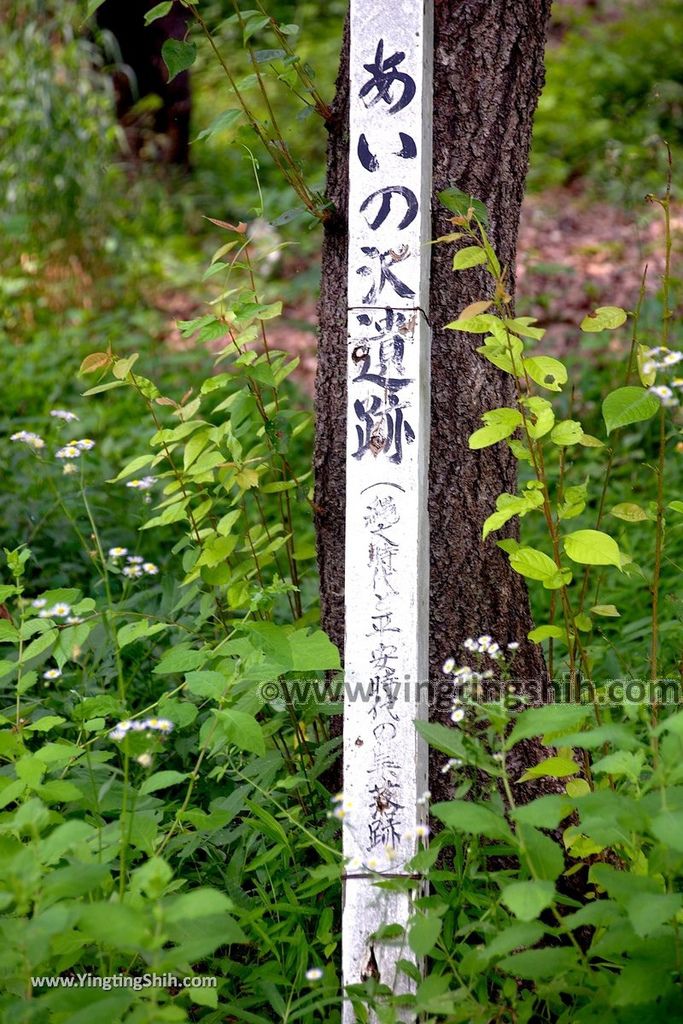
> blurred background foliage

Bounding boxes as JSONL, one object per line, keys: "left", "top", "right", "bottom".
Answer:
{"left": 0, "top": 0, "right": 681, "bottom": 679}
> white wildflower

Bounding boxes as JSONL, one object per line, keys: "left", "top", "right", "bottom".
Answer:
{"left": 126, "top": 476, "right": 156, "bottom": 490}
{"left": 56, "top": 445, "right": 81, "bottom": 460}
{"left": 108, "top": 547, "right": 128, "bottom": 559}
{"left": 450, "top": 708, "right": 465, "bottom": 723}
{"left": 43, "top": 667, "right": 62, "bottom": 680}
{"left": 31, "top": 598, "right": 47, "bottom": 609}
{"left": 68, "top": 438, "right": 95, "bottom": 451}
{"left": 305, "top": 968, "right": 323, "bottom": 982}
{"left": 136, "top": 753, "right": 153, "bottom": 768}
{"left": 142, "top": 562, "right": 158, "bottom": 576}
{"left": 50, "top": 603, "right": 71, "bottom": 618}
{"left": 650, "top": 384, "right": 675, "bottom": 401}
{"left": 50, "top": 410, "right": 79, "bottom": 422}
{"left": 11, "top": 431, "right": 45, "bottom": 449}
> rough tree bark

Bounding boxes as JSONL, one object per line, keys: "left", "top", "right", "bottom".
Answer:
{"left": 315, "top": 0, "right": 553, "bottom": 800}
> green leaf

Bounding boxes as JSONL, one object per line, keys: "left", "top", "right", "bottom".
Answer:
{"left": 431, "top": 800, "right": 513, "bottom": 842}
{"left": 518, "top": 756, "right": 580, "bottom": 782}
{"left": 602, "top": 386, "right": 660, "bottom": 434}
{"left": 550, "top": 420, "right": 584, "bottom": 446}
{"left": 445, "top": 313, "right": 500, "bottom": 334}
{"left": 144, "top": 2, "right": 173, "bottom": 25}
{"left": 452, "top": 246, "right": 487, "bottom": 270}
{"left": 153, "top": 646, "right": 205, "bottom": 675}
{"left": 521, "top": 396, "right": 554, "bottom": 439}
{"left": 213, "top": 709, "right": 265, "bottom": 756}
{"left": 469, "top": 408, "right": 522, "bottom": 450}
{"left": 409, "top": 914, "right": 442, "bottom": 956}
{"left": 528, "top": 624, "right": 564, "bottom": 643}
{"left": 414, "top": 721, "right": 467, "bottom": 760}
{"left": 523, "top": 356, "right": 567, "bottom": 392}
{"left": 626, "top": 893, "right": 682, "bottom": 938}
{"left": 511, "top": 795, "right": 573, "bottom": 829}
{"left": 591, "top": 604, "right": 620, "bottom": 617}
{"left": 438, "top": 188, "right": 488, "bottom": 225}
{"left": 162, "top": 39, "right": 197, "bottom": 82}
{"left": 509, "top": 547, "right": 571, "bottom": 590}
{"left": 580, "top": 306, "right": 627, "bottom": 331}
{"left": 85, "top": 0, "right": 106, "bottom": 18}
{"left": 194, "top": 108, "right": 242, "bottom": 143}
{"left": 498, "top": 947, "right": 577, "bottom": 980}
{"left": 483, "top": 922, "right": 546, "bottom": 961}
{"left": 184, "top": 671, "right": 229, "bottom": 699}
{"left": 117, "top": 620, "right": 168, "bottom": 650}
{"left": 563, "top": 529, "right": 621, "bottom": 567}
{"left": 668, "top": 501, "right": 683, "bottom": 514}
{"left": 518, "top": 824, "right": 565, "bottom": 881}
{"left": 506, "top": 705, "right": 592, "bottom": 747}
{"left": 610, "top": 502, "right": 649, "bottom": 522}
{"left": 501, "top": 880, "right": 555, "bottom": 922}
{"left": 140, "top": 771, "right": 188, "bottom": 795}
{"left": 288, "top": 627, "right": 340, "bottom": 671}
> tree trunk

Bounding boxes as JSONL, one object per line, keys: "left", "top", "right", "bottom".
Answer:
{"left": 316, "top": 0, "right": 553, "bottom": 800}
{"left": 97, "top": 0, "right": 192, "bottom": 167}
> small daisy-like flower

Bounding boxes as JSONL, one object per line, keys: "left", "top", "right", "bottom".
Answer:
{"left": 68, "top": 438, "right": 95, "bottom": 451}
{"left": 642, "top": 360, "right": 656, "bottom": 376}
{"left": 108, "top": 546, "right": 128, "bottom": 559}
{"left": 126, "top": 555, "right": 144, "bottom": 564}
{"left": 50, "top": 603, "right": 71, "bottom": 618}
{"left": 366, "top": 857, "right": 379, "bottom": 871}
{"left": 32, "top": 598, "right": 47, "bottom": 609}
{"left": 38, "top": 609, "right": 53, "bottom": 619}
{"left": 43, "top": 667, "right": 62, "bottom": 680}
{"left": 66, "top": 616, "right": 83, "bottom": 625}
{"left": 451, "top": 708, "right": 465, "bottom": 723}
{"left": 56, "top": 445, "right": 81, "bottom": 460}
{"left": 650, "top": 384, "right": 675, "bottom": 401}
{"left": 62, "top": 463, "right": 78, "bottom": 475}
{"left": 123, "top": 564, "right": 143, "bottom": 578}
{"left": 673, "top": 378, "right": 683, "bottom": 389}
{"left": 663, "top": 351, "right": 683, "bottom": 366}
{"left": 305, "top": 968, "right": 323, "bottom": 982}
{"left": 346, "top": 856, "right": 362, "bottom": 871}
{"left": 136, "top": 753, "right": 153, "bottom": 768}
{"left": 126, "top": 476, "right": 156, "bottom": 490}
{"left": 384, "top": 845, "right": 397, "bottom": 861}
{"left": 414, "top": 824, "right": 430, "bottom": 839}
{"left": 647, "top": 346, "right": 667, "bottom": 358}
{"left": 11, "top": 430, "right": 45, "bottom": 449}
{"left": 142, "top": 562, "right": 158, "bottom": 576}
{"left": 142, "top": 717, "right": 174, "bottom": 734}
{"left": 463, "top": 638, "right": 477, "bottom": 652}
{"left": 50, "top": 409, "right": 79, "bottom": 422}
{"left": 442, "top": 657, "right": 456, "bottom": 674}
{"left": 507, "top": 641, "right": 520, "bottom": 651}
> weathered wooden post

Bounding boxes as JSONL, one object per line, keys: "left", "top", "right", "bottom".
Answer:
{"left": 342, "top": 1, "right": 433, "bottom": 1016}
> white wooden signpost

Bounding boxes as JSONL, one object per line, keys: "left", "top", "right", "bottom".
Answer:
{"left": 342, "top": 0, "right": 433, "bottom": 1017}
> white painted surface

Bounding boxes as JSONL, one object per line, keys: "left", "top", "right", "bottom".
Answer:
{"left": 343, "top": 2, "right": 433, "bottom": 1019}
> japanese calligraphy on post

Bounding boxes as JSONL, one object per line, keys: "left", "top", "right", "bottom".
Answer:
{"left": 343, "top": 0, "right": 433, "bottom": 1012}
